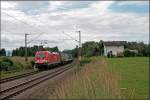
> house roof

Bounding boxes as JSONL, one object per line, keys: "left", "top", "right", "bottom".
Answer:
{"left": 103, "top": 41, "right": 126, "bottom": 46}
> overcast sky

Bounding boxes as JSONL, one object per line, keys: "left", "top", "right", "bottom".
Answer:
{"left": 1, "top": 1, "right": 149, "bottom": 51}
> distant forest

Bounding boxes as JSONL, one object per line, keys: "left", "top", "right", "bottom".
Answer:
{"left": 0, "top": 41, "right": 149, "bottom": 57}
{"left": 0, "top": 46, "right": 59, "bottom": 57}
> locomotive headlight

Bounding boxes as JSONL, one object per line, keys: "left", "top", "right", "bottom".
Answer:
{"left": 43, "top": 60, "right": 48, "bottom": 63}
{"left": 36, "top": 60, "right": 40, "bottom": 63}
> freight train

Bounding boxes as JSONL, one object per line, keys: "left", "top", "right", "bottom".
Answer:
{"left": 34, "top": 51, "right": 73, "bottom": 70}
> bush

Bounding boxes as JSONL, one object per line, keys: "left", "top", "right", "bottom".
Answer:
{"left": 3, "top": 57, "right": 13, "bottom": 66}
{"left": 25, "top": 62, "right": 33, "bottom": 69}
{"left": 13, "top": 62, "right": 24, "bottom": 71}
{"left": 0, "top": 57, "right": 15, "bottom": 71}
{"left": 124, "top": 49, "right": 138, "bottom": 57}
{"left": 137, "top": 53, "right": 143, "bottom": 57}
{"left": 0, "top": 61, "right": 17, "bottom": 71}
{"left": 0, "top": 57, "right": 34, "bottom": 72}
{"left": 117, "top": 52, "right": 124, "bottom": 57}
{"left": 1, "top": 62, "right": 10, "bottom": 71}
{"left": 80, "top": 57, "right": 91, "bottom": 66}
{"left": 30, "top": 60, "right": 35, "bottom": 67}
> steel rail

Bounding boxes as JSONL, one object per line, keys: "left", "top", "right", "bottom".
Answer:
{"left": 0, "top": 71, "right": 39, "bottom": 84}
{"left": 0, "top": 62, "right": 74, "bottom": 100}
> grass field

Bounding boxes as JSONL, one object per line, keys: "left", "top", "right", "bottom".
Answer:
{"left": 0, "top": 56, "right": 34, "bottom": 79}
{"left": 106, "top": 57, "right": 149, "bottom": 99}
{"left": 52, "top": 57, "right": 149, "bottom": 99}
{"left": 52, "top": 57, "right": 121, "bottom": 99}
{"left": 0, "top": 69, "right": 35, "bottom": 79}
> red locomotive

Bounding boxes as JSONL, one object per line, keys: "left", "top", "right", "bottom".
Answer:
{"left": 34, "top": 50, "right": 73, "bottom": 70}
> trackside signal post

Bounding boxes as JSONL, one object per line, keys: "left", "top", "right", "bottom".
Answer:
{"left": 25, "top": 33, "right": 29, "bottom": 61}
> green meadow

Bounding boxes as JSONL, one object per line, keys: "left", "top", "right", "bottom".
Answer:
{"left": 106, "top": 57, "right": 149, "bottom": 99}
{"left": 52, "top": 57, "right": 149, "bottom": 100}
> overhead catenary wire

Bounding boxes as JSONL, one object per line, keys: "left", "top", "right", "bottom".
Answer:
{"left": 27, "top": 39, "right": 69, "bottom": 52}
{"left": 62, "top": 31, "right": 79, "bottom": 43}
{"left": 2, "top": 11, "right": 47, "bottom": 43}
{"left": 2, "top": 11, "right": 45, "bottom": 34}
{"left": 3, "top": 30, "right": 44, "bottom": 44}
{"left": 1, "top": 31, "right": 24, "bottom": 44}
{"left": 3, "top": 30, "right": 72, "bottom": 45}
{"left": 2, "top": 7, "right": 80, "bottom": 48}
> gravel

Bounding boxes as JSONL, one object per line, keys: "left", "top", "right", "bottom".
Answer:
{"left": 10, "top": 64, "right": 76, "bottom": 99}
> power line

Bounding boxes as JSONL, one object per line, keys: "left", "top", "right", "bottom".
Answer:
{"left": 2, "top": 30, "right": 22, "bottom": 35}
{"left": 59, "top": 39, "right": 74, "bottom": 40}
{"left": 2, "top": 11, "right": 45, "bottom": 34}
{"left": 62, "top": 31, "right": 79, "bottom": 43}
{"left": 27, "top": 34, "right": 46, "bottom": 44}
{"left": 2, "top": 30, "right": 39, "bottom": 44}
{"left": 62, "top": 30, "right": 82, "bottom": 60}
{"left": 2, "top": 11, "right": 47, "bottom": 43}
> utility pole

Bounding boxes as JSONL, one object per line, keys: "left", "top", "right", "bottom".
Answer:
{"left": 62, "top": 30, "right": 82, "bottom": 60}
{"left": 25, "top": 33, "right": 29, "bottom": 61}
{"left": 0, "top": 28, "right": 1, "bottom": 49}
{"left": 78, "top": 31, "right": 81, "bottom": 60}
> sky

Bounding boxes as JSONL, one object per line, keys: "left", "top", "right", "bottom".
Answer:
{"left": 1, "top": 1, "right": 149, "bottom": 51}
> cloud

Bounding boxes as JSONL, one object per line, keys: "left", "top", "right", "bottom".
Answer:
{"left": 1, "top": 1, "right": 149, "bottom": 50}
{"left": 116, "top": 1, "right": 149, "bottom": 6}
{"left": 109, "top": 1, "right": 149, "bottom": 14}
{"left": 1, "top": 1, "right": 17, "bottom": 9}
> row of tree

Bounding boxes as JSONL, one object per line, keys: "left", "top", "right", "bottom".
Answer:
{"left": 124, "top": 42, "right": 149, "bottom": 57}
{"left": 0, "top": 48, "right": 6, "bottom": 56}
{"left": 1, "top": 41, "right": 149, "bottom": 57}
{"left": 12, "top": 45, "right": 59, "bottom": 57}
{"left": 63, "top": 41, "right": 104, "bottom": 57}
{"left": 64, "top": 40, "right": 149, "bottom": 57}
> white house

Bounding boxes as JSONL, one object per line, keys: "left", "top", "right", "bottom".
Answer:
{"left": 103, "top": 41, "right": 125, "bottom": 56}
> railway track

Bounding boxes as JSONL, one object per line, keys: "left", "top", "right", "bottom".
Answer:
{"left": 0, "top": 62, "right": 74, "bottom": 100}
{"left": 0, "top": 71, "right": 39, "bottom": 84}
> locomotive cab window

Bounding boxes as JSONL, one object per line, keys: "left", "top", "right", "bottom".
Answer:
{"left": 36, "top": 53, "right": 46, "bottom": 58}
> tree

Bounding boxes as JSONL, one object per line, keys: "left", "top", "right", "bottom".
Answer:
{"left": 124, "top": 49, "right": 138, "bottom": 57}
{"left": 82, "top": 41, "right": 100, "bottom": 57}
{"left": 51, "top": 46, "right": 59, "bottom": 52}
{"left": 124, "top": 42, "right": 149, "bottom": 57}
{"left": 71, "top": 45, "right": 78, "bottom": 57}
{"left": 0, "top": 48, "right": 6, "bottom": 56}
{"left": 12, "top": 49, "right": 16, "bottom": 56}
{"left": 99, "top": 40, "right": 104, "bottom": 56}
